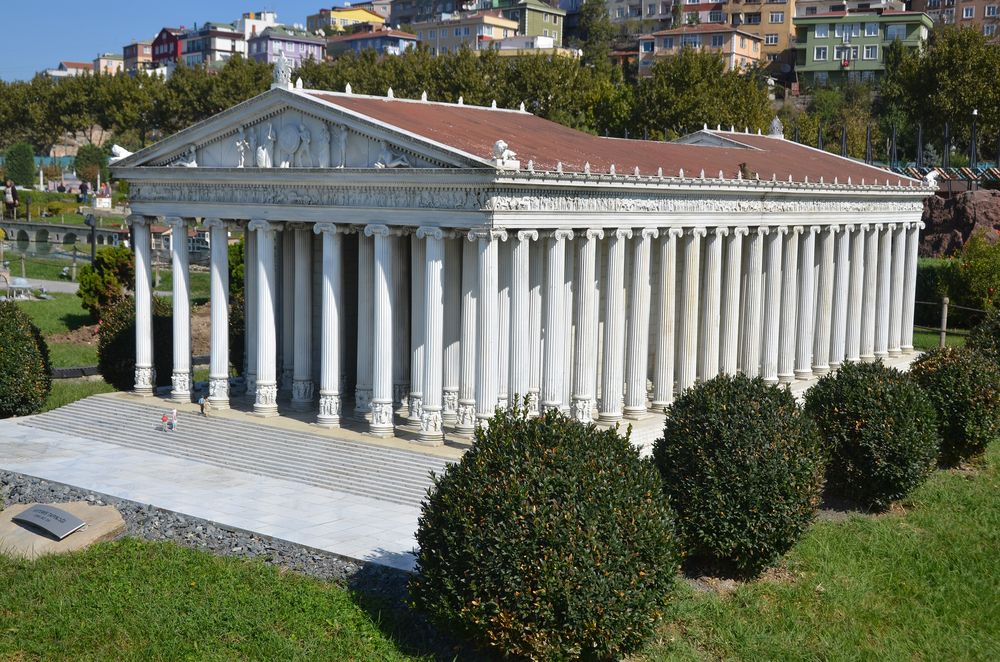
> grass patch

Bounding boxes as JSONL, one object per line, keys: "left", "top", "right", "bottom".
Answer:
{"left": 0, "top": 539, "right": 423, "bottom": 661}
{"left": 913, "top": 328, "right": 967, "bottom": 350}
{"left": 643, "top": 440, "right": 1000, "bottom": 660}
{"left": 47, "top": 342, "right": 98, "bottom": 368}
{"left": 16, "top": 293, "right": 90, "bottom": 335}
{"left": 158, "top": 270, "right": 211, "bottom": 299}
{"left": 40, "top": 378, "right": 115, "bottom": 412}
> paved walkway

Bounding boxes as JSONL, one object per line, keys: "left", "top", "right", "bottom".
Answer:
{"left": 23, "top": 278, "right": 79, "bottom": 294}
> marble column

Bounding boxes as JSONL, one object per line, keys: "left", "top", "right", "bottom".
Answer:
{"left": 651, "top": 228, "right": 681, "bottom": 409}
{"left": 740, "top": 227, "right": 765, "bottom": 377}
{"left": 166, "top": 216, "right": 191, "bottom": 401}
{"left": 290, "top": 227, "right": 314, "bottom": 411}
{"left": 571, "top": 229, "right": 601, "bottom": 421}
{"left": 474, "top": 228, "right": 506, "bottom": 424}
{"left": 456, "top": 237, "right": 478, "bottom": 433}
{"left": 901, "top": 222, "right": 922, "bottom": 353}
{"left": 204, "top": 218, "right": 230, "bottom": 409}
{"left": 830, "top": 224, "right": 851, "bottom": 369}
{"left": 874, "top": 224, "right": 893, "bottom": 359}
{"left": 860, "top": 223, "right": 879, "bottom": 361}
{"left": 812, "top": 225, "right": 836, "bottom": 376}
{"left": 527, "top": 239, "right": 543, "bottom": 415}
{"left": 392, "top": 234, "right": 410, "bottom": 410}
{"left": 129, "top": 215, "right": 154, "bottom": 395}
{"left": 542, "top": 229, "right": 571, "bottom": 412}
{"left": 720, "top": 227, "right": 748, "bottom": 375}
{"left": 250, "top": 219, "right": 279, "bottom": 416}
{"left": 418, "top": 227, "right": 445, "bottom": 444}
{"left": 795, "top": 227, "right": 819, "bottom": 379}
{"left": 678, "top": 228, "right": 706, "bottom": 391}
{"left": 888, "top": 223, "right": 906, "bottom": 356}
{"left": 845, "top": 224, "right": 866, "bottom": 363}
{"left": 314, "top": 223, "right": 343, "bottom": 427}
{"left": 244, "top": 226, "right": 258, "bottom": 396}
{"left": 355, "top": 232, "right": 374, "bottom": 415}
{"left": 498, "top": 239, "right": 512, "bottom": 409}
{"left": 777, "top": 226, "right": 802, "bottom": 383}
{"left": 625, "top": 228, "right": 657, "bottom": 418}
{"left": 442, "top": 237, "right": 462, "bottom": 423}
{"left": 280, "top": 230, "right": 294, "bottom": 393}
{"left": 699, "top": 227, "right": 723, "bottom": 381}
{"left": 366, "top": 224, "right": 395, "bottom": 436}
{"left": 561, "top": 242, "right": 575, "bottom": 414}
{"left": 600, "top": 228, "right": 631, "bottom": 421}
{"left": 408, "top": 234, "right": 425, "bottom": 425}
{"left": 509, "top": 230, "right": 537, "bottom": 410}
{"left": 761, "top": 227, "right": 784, "bottom": 384}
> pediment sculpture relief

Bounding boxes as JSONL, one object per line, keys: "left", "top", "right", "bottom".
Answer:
{"left": 374, "top": 140, "right": 409, "bottom": 169}
{"left": 172, "top": 144, "right": 198, "bottom": 168}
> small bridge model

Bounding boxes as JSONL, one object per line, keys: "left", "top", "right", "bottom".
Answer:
{"left": 0, "top": 220, "right": 128, "bottom": 249}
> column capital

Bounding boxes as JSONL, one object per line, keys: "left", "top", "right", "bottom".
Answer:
{"left": 639, "top": 228, "right": 659, "bottom": 240}
{"left": 729, "top": 226, "right": 749, "bottom": 237}
{"left": 808, "top": 225, "right": 822, "bottom": 235}
{"left": 578, "top": 228, "right": 603, "bottom": 240}
{"left": 467, "top": 227, "right": 508, "bottom": 242}
{"left": 163, "top": 216, "right": 188, "bottom": 229}
{"left": 416, "top": 226, "right": 446, "bottom": 240}
{"left": 873, "top": 223, "right": 885, "bottom": 231}
{"left": 713, "top": 227, "right": 730, "bottom": 238}
{"left": 843, "top": 223, "right": 856, "bottom": 232}
{"left": 364, "top": 223, "right": 391, "bottom": 238}
{"left": 667, "top": 227, "right": 684, "bottom": 239}
{"left": 886, "top": 223, "right": 898, "bottom": 231}
{"left": 916, "top": 221, "right": 926, "bottom": 230}
{"left": 549, "top": 228, "right": 575, "bottom": 241}
{"left": 755, "top": 226, "right": 771, "bottom": 237}
{"left": 859, "top": 223, "right": 871, "bottom": 231}
{"left": 774, "top": 226, "right": 790, "bottom": 235}
{"left": 517, "top": 229, "right": 540, "bottom": 241}
{"left": 690, "top": 227, "right": 707, "bottom": 238}
{"left": 202, "top": 217, "right": 225, "bottom": 230}
{"left": 313, "top": 222, "right": 341, "bottom": 236}
{"left": 248, "top": 219, "right": 278, "bottom": 233}
{"left": 828, "top": 225, "right": 841, "bottom": 235}
{"left": 611, "top": 228, "right": 633, "bottom": 240}
{"left": 126, "top": 214, "right": 150, "bottom": 228}
{"left": 791, "top": 225, "right": 805, "bottom": 235}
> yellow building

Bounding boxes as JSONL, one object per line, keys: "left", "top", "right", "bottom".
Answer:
{"left": 724, "top": 0, "right": 796, "bottom": 73}
{"left": 307, "top": 6, "right": 386, "bottom": 34}
{"left": 638, "top": 25, "right": 762, "bottom": 75}
{"left": 412, "top": 12, "right": 520, "bottom": 55}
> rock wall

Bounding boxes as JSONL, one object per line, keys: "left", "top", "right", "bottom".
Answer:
{"left": 922, "top": 189, "right": 1000, "bottom": 256}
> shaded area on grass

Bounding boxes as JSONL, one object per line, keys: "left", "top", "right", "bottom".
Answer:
{"left": 40, "top": 378, "right": 114, "bottom": 413}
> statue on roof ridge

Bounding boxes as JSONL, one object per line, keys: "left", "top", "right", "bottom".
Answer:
{"left": 273, "top": 50, "right": 292, "bottom": 89}
{"left": 768, "top": 116, "right": 784, "bottom": 138}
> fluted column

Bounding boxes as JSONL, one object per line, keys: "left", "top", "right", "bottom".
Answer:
{"left": 442, "top": 237, "right": 462, "bottom": 423}
{"left": 280, "top": 230, "right": 294, "bottom": 393}
{"left": 845, "top": 224, "right": 866, "bottom": 362}
{"left": 901, "top": 222, "right": 923, "bottom": 353}
{"left": 740, "top": 227, "right": 766, "bottom": 376}
{"left": 860, "top": 224, "right": 879, "bottom": 360}
{"left": 561, "top": 243, "right": 575, "bottom": 413}
{"left": 287, "top": 227, "right": 314, "bottom": 410}
{"left": 498, "top": 239, "right": 512, "bottom": 409}
{"left": 777, "top": 226, "right": 802, "bottom": 383}
{"left": 678, "top": 228, "right": 706, "bottom": 391}
{"left": 600, "top": 228, "right": 631, "bottom": 421}
{"left": 244, "top": 226, "right": 258, "bottom": 396}
{"left": 474, "top": 228, "right": 506, "bottom": 424}
{"left": 314, "top": 224, "right": 343, "bottom": 426}
{"left": 541, "top": 229, "right": 571, "bottom": 412}
{"left": 761, "top": 227, "right": 784, "bottom": 384}
{"left": 625, "top": 228, "right": 657, "bottom": 418}
{"left": 392, "top": 234, "right": 410, "bottom": 410}
{"left": 888, "top": 223, "right": 906, "bottom": 356}
{"left": 355, "top": 232, "right": 374, "bottom": 415}
{"left": 204, "top": 218, "right": 230, "bottom": 408}
{"left": 509, "top": 230, "right": 537, "bottom": 409}
{"left": 812, "top": 225, "right": 836, "bottom": 375}
{"left": 250, "top": 219, "right": 279, "bottom": 416}
{"left": 418, "top": 227, "right": 445, "bottom": 444}
{"left": 408, "top": 234, "right": 425, "bottom": 425}
{"left": 456, "top": 237, "right": 478, "bottom": 433}
{"left": 570, "top": 229, "right": 602, "bottom": 421}
{"left": 366, "top": 224, "right": 395, "bottom": 436}
{"left": 527, "top": 239, "right": 543, "bottom": 415}
{"left": 830, "top": 224, "right": 851, "bottom": 369}
{"left": 699, "top": 227, "right": 724, "bottom": 381}
{"left": 795, "top": 227, "right": 819, "bottom": 379}
{"left": 165, "top": 216, "right": 192, "bottom": 401}
{"left": 128, "top": 215, "right": 154, "bottom": 395}
{"left": 875, "top": 224, "right": 893, "bottom": 359}
{"left": 651, "top": 228, "right": 682, "bottom": 408}
{"left": 720, "top": 226, "right": 748, "bottom": 375}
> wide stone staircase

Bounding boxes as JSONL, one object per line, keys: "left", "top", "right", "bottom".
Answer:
{"left": 21, "top": 396, "right": 450, "bottom": 506}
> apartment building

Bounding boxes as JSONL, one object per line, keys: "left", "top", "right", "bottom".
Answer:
{"left": 151, "top": 28, "right": 185, "bottom": 66}
{"left": 724, "top": 0, "right": 796, "bottom": 73}
{"left": 123, "top": 40, "right": 153, "bottom": 75}
{"left": 911, "top": 0, "right": 1000, "bottom": 38}
{"left": 499, "top": 0, "right": 566, "bottom": 44}
{"left": 248, "top": 26, "right": 326, "bottom": 65}
{"left": 326, "top": 26, "right": 419, "bottom": 56}
{"left": 638, "top": 23, "right": 762, "bottom": 73}
{"left": 412, "top": 11, "right": 520, "bottom": 54}
{"left": 307, "top": 6, "right": 387, "bottom": 33}
{"left": 179, "top": 23, "right": 247, "bottom": 68}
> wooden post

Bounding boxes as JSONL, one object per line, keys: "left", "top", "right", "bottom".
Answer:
{"left": 939, "top": 296, "right": 949, "bottom": 348}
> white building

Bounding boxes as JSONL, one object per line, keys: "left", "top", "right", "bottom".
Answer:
{"left": 111, "top": 69, "right": 932, "bottom": 446}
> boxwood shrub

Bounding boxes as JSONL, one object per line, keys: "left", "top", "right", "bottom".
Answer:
{"left": 804, "top": 361, "right": 939, "bottom": 510}
{"left": 968, "top": 309, "right": 1000, "bottom": 363}
{"left": 0, "top": 301, "right": 51, "bottom": 417}
{"left": 410, "top": 406, "right": 680, "bottom": 661}
{"left": 653, "top": 374, "right": 824, "bottom": 577}
{"left": 97, "top": 296, "right": 173, "bottom": 391}
{"left": 909, "top": 347, "right": 1000, "bottom": 465}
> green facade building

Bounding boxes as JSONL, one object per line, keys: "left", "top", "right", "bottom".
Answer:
{"left": 491, "top": 0, "right": 566, "bottom": 45}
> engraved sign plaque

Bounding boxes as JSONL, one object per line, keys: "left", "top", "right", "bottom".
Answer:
{"left": 12, "top": 504, "right": 86, "bottom": 540}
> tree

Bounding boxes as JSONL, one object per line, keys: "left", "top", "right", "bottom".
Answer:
{"left": 5, "top": 143, "right": 35, "bottom": 187}
{"left": 77, "top": 244, "right": 135, "bottom": 321}
{"left": 229, "top": 237, "right": 245, "bottom": 300}
{"left": 73, "top": 143, "right": 109, "bottom": 187}
{"left": 575, "top": 0, "right": 615, "bottom": 74}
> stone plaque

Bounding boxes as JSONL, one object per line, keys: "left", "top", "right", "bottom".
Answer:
{"left": 12, "top": 504, "right": 86, "bottom": 540}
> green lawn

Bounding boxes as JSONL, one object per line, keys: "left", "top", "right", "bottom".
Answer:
{"left": 16, "top": 293, "right": 90, "bottom": 336}
{"left": 47, "top": 342, "right": 98, "bottom": 368}
{"left": 40, "top": 378, "right": 115, "bottom": 412}
{"left": 912, "top": 328, "right": 968, "bottom": 350}
{"left": 158, "top": 270, "right": 211, "bottom": 299}
{"left": 4, "top": 255, "right": 82, "bottom": 281}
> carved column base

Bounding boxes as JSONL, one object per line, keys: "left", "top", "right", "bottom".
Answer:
{"left": 290, "top": 379, "right": 315, "bottom": 411}
{"left": 623, "top": 405, "right": 648, "bottom": 420}
{"left": 316, "top": 392, "right": 342, "bottom": 427}
{"left": 794, "top": 369, "right": 813, "bottom": 380}
{"left": 171, "top": 371, "right": 192, "bottom": 402}
{"left": 393, "top": 383, "right": 409, "bottom": 409}
{"left": 134, "top": 366, "right": 154, "bottom": 396}
{"left": 777, "top": 373, "right": 795, "bottom": 385}
{"left": 901, "top": 344, "right": 914, "bottom": 354}
{"left": 442, "top": 389, "right": 458, "bottom": 424}
{"left": 407, "top": 394, "right": 423, "bottom": 426}
{"left": 526, "top": 390, "right": 540, "bottom": 417}
{"left": 649, "top": 400, "right": 671, "bottom": 414}
{"left": 354, "top": 388, "right": 372, "bottom": 414}
{"left": 208, "top": 377, "right": 230, "bottom": 409}
{"left": 598, "top": 412, "right": 623, "bottom": 424}
{"left": 542, "top": 401, "right": 561, "bottom": 414}
{"left": 280, "top": 368, "right": 294, "bottom": 394}
{"left": 498, "top": 393, "right": 508, "bottom": 410}
{"left": 253, "top": 382, "right": 279, "bottom": 417}
{"left": 455, "top": 400, "right": 477, "bottom": 434}
{"left": 571, "top": 397, "right": 593, "bottom": 423}
{"left": 860, "top": 354, "right": 877, "bottom": 363}
{"left": 888, "top": 348, "right": 902, "bottom": 357}
{"left": 418, "top": 407, "right": 444, "bottom": 445}
{"left": 369, "top": 400, "right": 395, "bottom": 437}
{"left": 762, "top": 376, "right": 780, "bottom": 386}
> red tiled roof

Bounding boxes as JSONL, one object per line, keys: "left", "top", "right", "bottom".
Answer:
{"left": 308, "top": 92, "right": 910, "bottom": 184}
{"left": 645, "top": 24, "right": 761, "bottom": 39}
{"left": 61, "top": 61, "right": 94, "bottom": 70}
{"left": 327, "top": 28, "right": 417, "bottom": 42}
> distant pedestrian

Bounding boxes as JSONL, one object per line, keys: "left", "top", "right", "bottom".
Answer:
{"left": 171, "top": 408, "right": 178, "bottom": 431}
{"left": 161, "top": 413, "right": 169, "bottom": 432}
{"left": 198, "top": 396, "right": 208, "bottom": 417}
{"left": 4, "top": 180, "right": 18, "bottom": 217}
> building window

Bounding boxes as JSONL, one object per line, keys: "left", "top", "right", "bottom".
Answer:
{"left": 681, "top": 34, "right": 702, "bottom": 47}
{"left": 746, "top": 13, "right": 761, "bottom": 24}
{"left": 987, "top": 5, "right": 998, "bottom": 17}
{"left": 815, "top": 71, "right": 829, "bottom": 84}
{"left": 662, "top": 36, "right": 674, "bottom": 48}
{"left": 711, "top": 34, "right": 725, "bottom": 47}
{"left": 616, "top": 7, "right": 624, "bottom": 17}
{"left": 865, "top": 22, "right": 878, "bottom": 36}
{"left": 767, "top": 52, "right": 780, "bottom": 61}
{"left": 463, "top": 27, "right": 470, "bottom": 35}
{"left": 986, "top": 24, "right": 997, "bottom": 36}
{"left": 543, "top": 29, "right": 549, "bottom": 37}
{"left": 815, "top": 23, "right": 829, "bottom": 38}
{"left": 885, "top": 24, "right": 906, "bottom": 40}
{"left": 543, "top": 13, "right": 549, "bottom": 21}
{"left": 503, "top": 29, "right": 509, "bottom": 37}
{"left": 642, "top": 40, "right": 653, "bottom": 52}
{"left": 765, "top": 33, "right": 779, "bottom": 45}
{"left": 769, "top": 11, "right": 784, "bottom": 22}
{"left": 814, "top": 45, "right": 828, "bottom": 60}
{"left": 709, "top": 10, "right": 724, "bottom": 21}
{"left": 429, "top": 29, "right": 436, "bottom": 37}
{"left": 805, "top": 6, "right": 817, "bottom": 14}
{"left": 648, "top": 3, "right": 657, "bottom": 14}
{"left": 863, "top": 44, "right": 877, "bottom": 59}
{"left": 686, "top": 12, "right": 698, "bottom": 21}
{"left": 740, "top": 36, "right": 747, "bottom": 48}
{"left": 963, "top": 6, "right": 974, "bottom": 18}
{"left": 834, "top": 45, "right": 859, "bottom": 60}
{"left": 834, "top": 22, "right": 861, "bottom": 37}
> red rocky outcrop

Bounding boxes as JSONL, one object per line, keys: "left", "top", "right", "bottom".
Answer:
{"left": 921, "top": 189, "right": 1000, "bottom": 256}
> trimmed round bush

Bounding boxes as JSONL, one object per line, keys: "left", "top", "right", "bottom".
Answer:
{"left": 804, "top": 361, "right": 939, "bottom": 510}
{"left": 968, "top": 309, "right": 1000, "bottom": 363}
{"left": 410, "top": 407, "right": 680, "bottom": 661}
{"left": 909, "top": 347, "right": 1000, "bottom": 465}
{"left": 98, "top": 296, "right": 173, "bottom": 391}
{"left": 653, "top": 374, "right": 824, "bottom": 577}
{"left": 0, "top": 301, "right": 51, "bottom": 417}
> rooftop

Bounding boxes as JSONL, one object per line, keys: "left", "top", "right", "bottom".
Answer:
{"left": 645, "top": 24, "right": 763, "bottom": 39}
{"left": 325, "top": 28, "right": 418, "bottom": 43}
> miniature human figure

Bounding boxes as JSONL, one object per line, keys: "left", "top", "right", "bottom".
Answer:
{"left": 317, "top": 124, "right": 331, "bottom": 168}
{"left": 172, "top": 408, "right": 178, "bottom": 430}
{"left": 246, "top": 128, "right": 257, "bottom": 168}
{"left": 161, "top": 413, "right": 169, "bottom": 432}
{"left": 295, "top": 123, "right": 312, "bottom": 167}
{"left": 198, "top": 396, "right": 208, "bottom": 417}
{"left": 334, "top": 125, "right": 347, "bottom": 168}
{"left": 235, "top": 127, "right": 249, "bottom": 168}
{"left": 374, "top": 140, "right": 409, "bottom": 168}
{"left": 3, "top": 180, "right": 19, "bottom": 217}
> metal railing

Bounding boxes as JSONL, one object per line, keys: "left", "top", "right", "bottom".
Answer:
{"left": 913, "top": 297, "right": 986, "bottom": 348}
